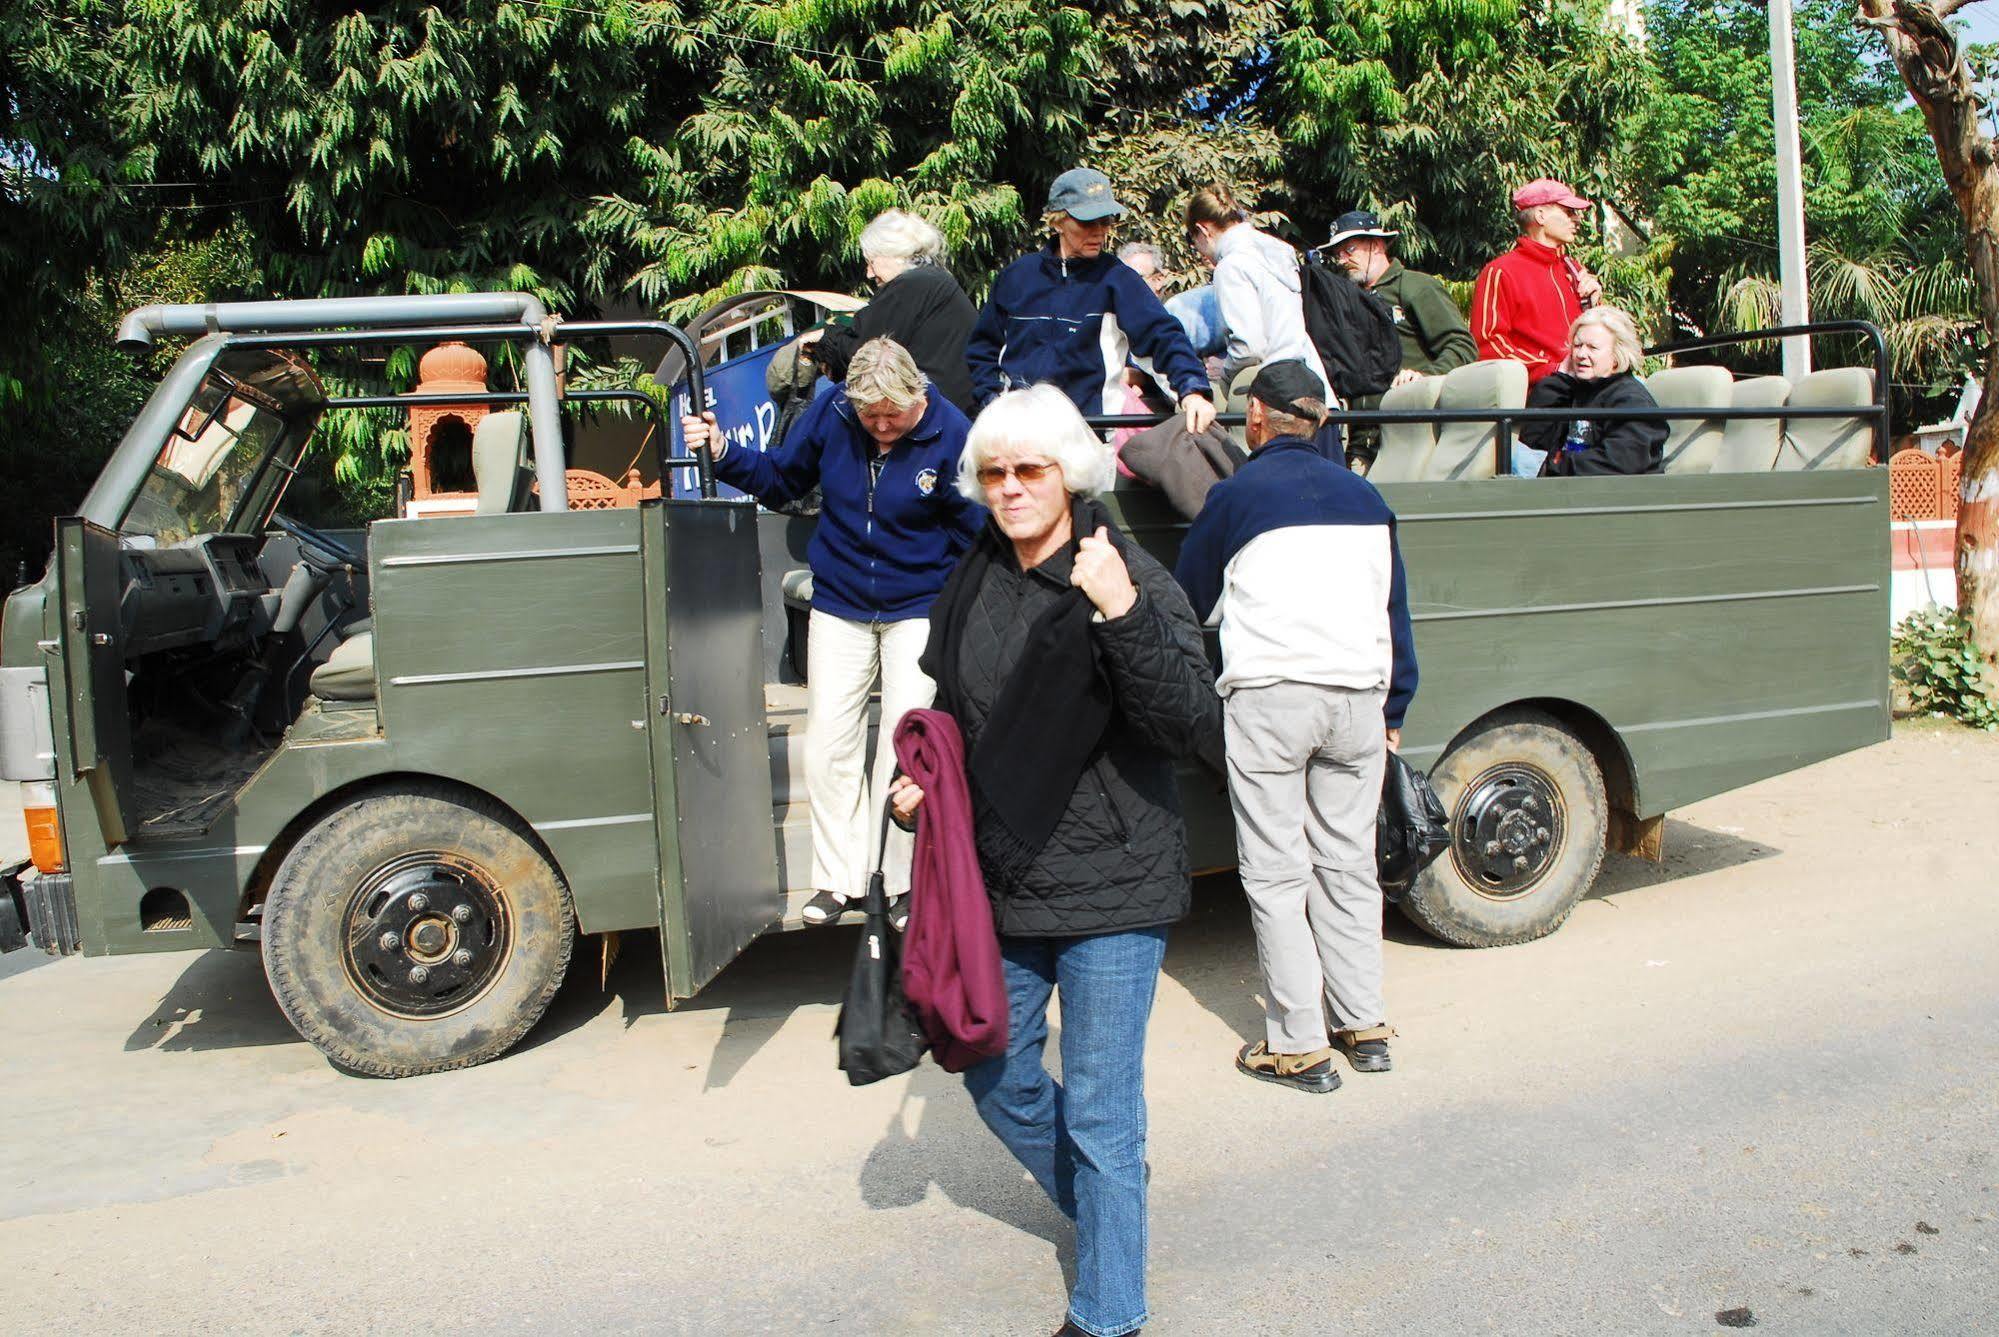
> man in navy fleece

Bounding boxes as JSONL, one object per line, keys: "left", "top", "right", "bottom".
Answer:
{"left": 966, "top": 167, "right": 1216, "bottom": 433}
{"left": 1175, "top": 360, "right": 1418, "bottom": 1094}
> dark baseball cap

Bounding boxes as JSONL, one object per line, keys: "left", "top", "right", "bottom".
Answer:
{"left": 1045, "top": 168, "right": 1127, "bottom": 222}
{"left": 1248, "top": 360, "right": 1328, "bottom": 418}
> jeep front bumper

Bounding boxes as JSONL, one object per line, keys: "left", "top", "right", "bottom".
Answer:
{"left": 1, "top": 860, "right": 78, "bottom": 956}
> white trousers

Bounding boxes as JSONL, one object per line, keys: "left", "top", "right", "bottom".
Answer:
{"left": 805, "top": 610, "right": 935, "bottom": 899}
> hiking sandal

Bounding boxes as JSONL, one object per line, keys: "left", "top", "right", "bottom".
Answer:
{"left": 1334, "top": 1025, "right": 1396, "bottom": 1073}
{"left": 1235, "top": 1040, "right": 1342, "bottom": 1094}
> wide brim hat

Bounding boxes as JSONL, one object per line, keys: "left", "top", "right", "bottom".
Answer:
{"left": 1322, "top": 210, "right": 1400, "bottom": 251}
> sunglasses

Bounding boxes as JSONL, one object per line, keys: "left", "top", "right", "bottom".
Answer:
{"left": 976, "top": 461, "right": 1059, "bottom": 488}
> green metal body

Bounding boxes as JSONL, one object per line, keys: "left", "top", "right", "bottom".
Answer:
{"left": 3, "top": 334, "right": 1891, "bottom": 999}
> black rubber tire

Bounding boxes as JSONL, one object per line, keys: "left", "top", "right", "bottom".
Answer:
{"left": 1400, "top": 708, "right": 1607, "bottom": 948}
{"left": 261, "top": 787, "right": 574, "bottom": 1077}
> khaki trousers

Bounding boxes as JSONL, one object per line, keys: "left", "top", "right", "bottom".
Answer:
{"left": 806, "top": 610, "right": 935, "bottom": 899}
{"left": 1224, "top": 681, "right": 1389, "bottom": 1052}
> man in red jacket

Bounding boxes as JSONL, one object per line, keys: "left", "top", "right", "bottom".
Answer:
{"left": 1471, "top": 178, "right": 1604, "bottom": 384}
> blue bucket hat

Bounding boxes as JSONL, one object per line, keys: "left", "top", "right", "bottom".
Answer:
{"left": 1045, "top": 168, "right": 1127, "bottom": 222}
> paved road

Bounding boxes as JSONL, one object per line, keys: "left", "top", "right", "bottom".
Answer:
{"left": 2, "top": 726, "right": 1995, "bottom": 1335}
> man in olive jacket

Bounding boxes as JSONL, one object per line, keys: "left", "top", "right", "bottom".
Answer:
{"left": 1323, "top": 210, "right": 1476, "bottom": 383}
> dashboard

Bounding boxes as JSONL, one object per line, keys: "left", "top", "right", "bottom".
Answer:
{"left": 117, "top": 534, "right": 278, "bottom": 657}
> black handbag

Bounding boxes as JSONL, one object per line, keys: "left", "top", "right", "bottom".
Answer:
{"left": 834, "top": 811, "right": 928, "bottom": 1085}
{"left": 1376, "top": 751, "right": 1450, "bottom": 902}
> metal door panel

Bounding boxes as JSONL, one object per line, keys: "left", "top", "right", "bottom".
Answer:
{"left": 54, "top": 517, "right": 133, "bottom": 844}
{"left": 641, "top": 499, "right": 780, "bottom": 1001}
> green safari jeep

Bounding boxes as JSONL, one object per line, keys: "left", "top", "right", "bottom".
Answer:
{"left": 0, "top": 295, "right": 1892, "bottom": 1076}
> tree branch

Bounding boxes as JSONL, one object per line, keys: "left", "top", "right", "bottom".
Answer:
{"left": 1934, "top": 0, "right": 1985, "bottom": 21}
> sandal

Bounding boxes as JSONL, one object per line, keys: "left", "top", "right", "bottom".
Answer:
{"left": 1235, "top": 1040, "right": 1342, "bottom": 1094}
{"left": 1334, "top": 1024, "right": 1396, "bottom": 1073}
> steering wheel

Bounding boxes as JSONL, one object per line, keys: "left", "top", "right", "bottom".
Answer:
{"left": 271, "top": 512, "right": 363, "bottom": 569}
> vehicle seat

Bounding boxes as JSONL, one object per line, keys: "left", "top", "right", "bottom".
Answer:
{"left": 1777, "top": 368, "right": 1875, "bottom": 470}
{"left": 1424, "top": 360, "right": 1525, "bottom": 481}
{"left": 1644, "top": 366, "right": 1734, "bottom": 474}
{"left": 309, "top": 630, "right": 376, "bottom": 702}
{"left": 1221, "top": 362, "right": 1261, "bottom": 451}
{"left": 1711, "top": 376, "right": 1791, "bottom": 472}
{"left": 474, "top": 411, "right": 531, "bottom": 514}
{"left": 1365, "top": 375, "right": 1442, "bottom": 483}
{"left": 305, "top": 413, "right": 529, "bottom": 705}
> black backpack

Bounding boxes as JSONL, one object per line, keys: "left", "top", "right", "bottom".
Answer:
{"left": 1299, "top": 255, "right": 1402, "bottom": 401}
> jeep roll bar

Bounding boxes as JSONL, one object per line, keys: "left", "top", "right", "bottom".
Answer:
{"left": 219, "top": 314, "right": 717, "bottom": 499}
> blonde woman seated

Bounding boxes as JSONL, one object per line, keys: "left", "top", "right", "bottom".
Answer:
{"left": 1521, "top": 306, "right": 1667, "bottom": 476}
{"left": 682, "top": 337, "right": 980, "bottom": 928}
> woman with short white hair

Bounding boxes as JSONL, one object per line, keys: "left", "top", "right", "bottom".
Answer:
{"left": 682, "top": 336, "right": 981, "bottom": 929}
{"left": 1520, "top": 305, "right": 1666, "bottom": 476}
{"left": 889, "top": 385, "right": 1220, "bottom": 1337}
{"left": 811, "top": 208, "right": 979, "bottom": 412}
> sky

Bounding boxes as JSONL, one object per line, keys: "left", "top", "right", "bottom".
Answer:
{"left": 1961, "top": 5, "right": 1999, "bottom": 49}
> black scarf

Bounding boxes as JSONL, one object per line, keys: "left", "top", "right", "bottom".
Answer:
{"left": 922, "top": 494, "right": 1122, "bottom": 882}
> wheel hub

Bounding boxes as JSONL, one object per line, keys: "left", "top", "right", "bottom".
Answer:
{"left": 1451, "top": 763, "right": 1564, "bottom": 900}
{"left": 342, "top": 854, "right": 511, "bottom": 1018}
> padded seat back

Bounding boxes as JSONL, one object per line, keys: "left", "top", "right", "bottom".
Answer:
{"left": 1364, "top": 375, "right": 1443, "bottom": 483}
{"left": 1777, "top": 368, "right": 1875, "bottom": 470}
{"left": 1712, "top": 376, "right": 1791, "bottom": 473}
{"left": 1425, "top": 360, "right": 1525, "bottom": 481}
{"left": 472, "top": 411, "right": 531, "bottom": 514}
{"left": 1643, "top": 366, "right": 1734, "bottom": 474}
{"left": 1221, "top": 362, "right": 1261, "bottom": 451}
{"left": 309, "top": 631, "right": 376, "bottom": 702}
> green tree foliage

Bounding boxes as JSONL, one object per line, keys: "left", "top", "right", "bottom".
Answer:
{"left": 0, "top": 0, "right": 1980, "bottom": 568}
{"left": 1264, "top": 1, "right": 1653, "bottom": 281}
{"left": 0, "top": 1, "right": 155, "bottom": 403}
{"left": 1635, "top": 0, "right": 1979, "bottom": 404}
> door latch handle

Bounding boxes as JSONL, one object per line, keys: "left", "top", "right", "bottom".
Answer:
{"left": 675, "top": 712, "right": 709, "bottom": 727}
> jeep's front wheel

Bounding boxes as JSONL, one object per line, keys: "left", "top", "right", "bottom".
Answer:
{"left": 1399, "top": 709, "right": 1608, "bottom": 948}
{"left": 261, "top": 787, "right": 574, "bottom": 1077}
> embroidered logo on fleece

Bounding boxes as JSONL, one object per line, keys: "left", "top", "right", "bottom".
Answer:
{"left": 915, "top": 467, "right": 938, "bottom": 496}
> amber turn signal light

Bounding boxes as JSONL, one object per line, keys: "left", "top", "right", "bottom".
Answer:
{"left": 21, "top": 780, "right": 65, "bottom": 875}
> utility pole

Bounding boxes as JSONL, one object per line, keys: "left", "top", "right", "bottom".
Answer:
{"left": 1770, "top": 0, "right": 1813, "bottom": 379}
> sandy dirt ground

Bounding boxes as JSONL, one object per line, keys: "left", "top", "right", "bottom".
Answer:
{"left": 1, "top": 723, "right": 1995, "bottom": 1335}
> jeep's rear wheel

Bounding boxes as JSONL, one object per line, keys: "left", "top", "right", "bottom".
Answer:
{"left": 261, "top": 787, "right": 574, "bottom": 1077}
{"left": 1399, "top": 709, "right": 1608, "bottom": 948}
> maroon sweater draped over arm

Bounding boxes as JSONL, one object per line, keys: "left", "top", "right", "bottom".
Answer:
{"left": 893, "top": 708, "right": 1008, "bottom": 1071}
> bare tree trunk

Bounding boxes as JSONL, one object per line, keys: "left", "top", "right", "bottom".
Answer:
{"left": 1860, "top": 0, "right": 1999, "bottom": 691}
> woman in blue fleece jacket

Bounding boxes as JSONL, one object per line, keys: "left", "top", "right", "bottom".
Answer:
{"left": 966, "top": 167, "right": 1216, "bottom": 433}
{"left": 683, "top": 337, "right": 982, "bottom": 929}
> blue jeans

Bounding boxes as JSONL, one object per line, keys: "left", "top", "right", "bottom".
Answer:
{"left": 964, "top": 928, "right": 1168, "bottom": 1337}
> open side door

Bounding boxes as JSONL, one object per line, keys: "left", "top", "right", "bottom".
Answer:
{"left": 53, "top": 517, "right": 134, "bottom": 846}
{"left": 641, "top": 498, "right": 781, "bottom": 1002}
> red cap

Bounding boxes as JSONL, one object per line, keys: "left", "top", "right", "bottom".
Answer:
{"left": 1512, "top": 178, "right": 1591, "bottom": 211}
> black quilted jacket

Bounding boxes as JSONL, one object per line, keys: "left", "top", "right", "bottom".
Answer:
{"left": 937, "top": 536, "right": 1221, "bottom": 937}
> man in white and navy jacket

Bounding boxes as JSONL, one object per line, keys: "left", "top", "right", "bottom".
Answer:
{"left": 1174, "top": 360, "right": 1418, "bottom": 1094}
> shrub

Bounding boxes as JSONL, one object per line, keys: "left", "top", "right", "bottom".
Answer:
{"left": 1892, "top": 606, "right": 1999, "bottom": 730}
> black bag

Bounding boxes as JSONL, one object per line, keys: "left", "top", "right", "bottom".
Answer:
{"left": 1300, "top": 255, "right": 1403, "bottom": 402}
{"left": 834, "top": 816, "right": 927, "bottom": 1085}
{"left": 1376, "top": 751, "right": 1450, "bottom": 901}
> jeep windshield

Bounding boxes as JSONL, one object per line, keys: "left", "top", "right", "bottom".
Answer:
{"left": 121, "top": 377, "right": 290, "bottom": 545}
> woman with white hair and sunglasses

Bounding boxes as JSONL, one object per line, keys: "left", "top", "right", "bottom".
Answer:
{"left": 888, "top": 384, "right": 1220, "bottom": 1337}
{"left": 1520, "top": 305, "right": 1667, "bottom": 476}
{"left": 683, "top": 336, "right": 980, "bottom": 930}
{"left": 810, "top": 209, "right": 979, "bottom": 413}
